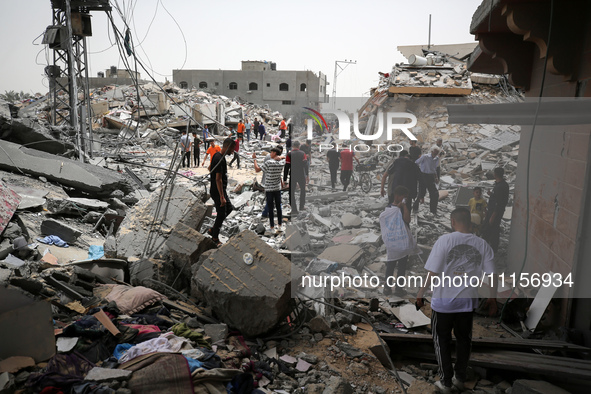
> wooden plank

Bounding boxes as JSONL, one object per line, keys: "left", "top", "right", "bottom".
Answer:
{"left": 388, "top": 85, "right": 472, "bottom": 96}
{"left": 393, "top": 347, "right": 591, "bottom": 381}
{"left": 380, "top": 332, "right": 591, "bottom": 352}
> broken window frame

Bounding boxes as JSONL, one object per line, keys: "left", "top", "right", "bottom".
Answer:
{"left": 198, "top": 81, "right": 207, "bottom": 89}
{"left": 229, "top": 82, "right": 238, "bottom": 90}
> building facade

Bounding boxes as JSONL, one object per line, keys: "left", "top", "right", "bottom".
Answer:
{"left": 467, "top": 0, "right": 591, "bottom": 331}
{"left": 173, "top": 61, "right": 328, "bottom": 116}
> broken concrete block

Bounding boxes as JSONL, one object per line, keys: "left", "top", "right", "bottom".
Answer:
{"left": 282, "top": 224, "right": 310, "bottom": 251}
{"left": 179, "top": 201, "right": 209, "bottom": 231}
{"left": 307, "top": 315, "right": 331, "bottom": 333}
{"left": 0, "top": 287, "right": 55, "bottom": 363}
{"left": 105, "top": 183, "right": 206, "bottom": 260}
{"left": 407, "top": 380, "right": 438, "bottom": 394}
{"left": 128, "top": 258, "right": 179, "bottom": 292}
{"left": 40, "top": 218, "right": 82, "bottom": 244}
{"left": 340, "top": 213, "right": 362, "bottom": 228}
{"left": 166, "top": 222, "right": 217, "bottom": 282}
{"left": 203, "top": 324, "right": 228, "bottom": 344}
{"left": 317, "top": 245, "right": 364, "bottom": 266}
{"left": 85, "top": 367, "right": 132, "bottom": 382}
{"left": 0, "top": 181, "right": 21, "bottom": 234}
{"left": 0, "top": 140, "right": 132, "bottom": 195}
{"left": 322, "top": 376, "right": 353, "bottom": 394}
{"left": 193, "top": 230, "right": 294, "bottom": 337}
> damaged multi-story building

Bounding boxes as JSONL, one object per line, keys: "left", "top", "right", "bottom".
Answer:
{"left": 172, "top": 61, "right": 329, "bottom": 117}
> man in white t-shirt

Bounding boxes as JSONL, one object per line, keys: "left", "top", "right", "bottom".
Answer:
{"left": 416, "top": 207, "right": 497, "bottom": 393}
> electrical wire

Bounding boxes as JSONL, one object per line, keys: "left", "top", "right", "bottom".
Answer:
{"left": 498, "top": 0, "right": 554, "bottom": 325}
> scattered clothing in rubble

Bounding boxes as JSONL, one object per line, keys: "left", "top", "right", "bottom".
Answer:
{"left": 123, "top": 353, "right": 194, "bottom": 394}
{"left": 192, "top": 368, "right": 243, "bottom": 394}
{"left": 37, "top": 235, "right": 69, "bottom": 247}
{"left": 172, "top": 322, "right": 211, "bottom": 348}
{"left": 27, "top": 352, "right": 95, "bottom": 391}
{"left": 116, "top": 332, "right": 194, "bottom": 363}
{"left": 87, "top": 245, "right": 104, "bottom": 259}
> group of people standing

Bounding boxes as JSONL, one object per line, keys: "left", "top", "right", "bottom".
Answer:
{"left": 326, "top": 146, "right": 361, "bottom": 191}
{"left": 378, "top": 137, "right": 509, "bottom": 394}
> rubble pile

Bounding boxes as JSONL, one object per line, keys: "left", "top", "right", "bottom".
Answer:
{"left": 1, "top": 52, "right": 585, "bottom": 392}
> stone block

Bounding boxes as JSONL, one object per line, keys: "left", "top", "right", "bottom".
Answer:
{"left": 105, "top": 183, "right": 206, "bottom": 260}
{"left": 166, "top": 222, "right": 217, "bottom": 279}
{"left": 40, "top": 218, "right": 82, "bottom": 244}
{"left": 193, "top": 230, "right": 295, "bottom": 337}
{"left": 322, "top": 376, "right": 353, "bottom": 394}
{"left": 203, "top": 324, "right": 228, "bottom": 344}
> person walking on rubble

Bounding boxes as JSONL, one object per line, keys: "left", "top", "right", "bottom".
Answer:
{"left": 326, "top": 146, "right": 340, "bottom": 191}
{"left": 381, "top": 150, "right": 420, "bottom": 210}
{"left": 409, "top": 139, "right": 422, "bottom": 162}
{"left": 436, "top": 137, "right": 446, "bottom": 180}
{"left": 203, "top": 140, "right": 221, "bottom": 167}
{"left": 253, "top": 118, "right": 260, "bottom": 140}
{"left": 340, "top": 145, "right": 360, "bottom": 191}
{"left": 253, "top": 148, "right": 286, "bottom": 234}
{"left": 380, "top": 185, "right": 420, "bottom": 296}
{"left": 228, "top": 134, "right": 241, "bottom": 169}
{"left": 413, "top": 146, "right": 440, "bottom": 215}
{"left": 288, "top": 141, "right": 308, "bottom": 215}
{"left": 179, "top": 130, "right": 192, "bottom": 168}
{"left": 237, "top": 120, "right": 245, "bottom": 143}
{"left": 416, "top": 207, "right": 497, "bottom": 393}
{"left": 207, "top": 138, "right": 236, "bottom": 246}
{"left": 279, "top": 118, "right": 287, "bottom": 138}
{"left": 191, "top": 131, "right": 202, "bottom": 167}
{"left": 203, "top": 125, "right": 210, "bottom": 150}
{"left": 245, "top": 118, "right": 251, "bottom": 142}
{"left": 258, "top": 122, "right": 266, "bottom": 141}
{"left": 481, "top": 167, "right": 509, "bottom": 253}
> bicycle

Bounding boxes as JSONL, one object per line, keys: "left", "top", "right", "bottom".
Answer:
{"left": 350, "top": 161, "right": 376, "bottom": 193}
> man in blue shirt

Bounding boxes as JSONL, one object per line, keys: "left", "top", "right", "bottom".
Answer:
{"left": 413, "top": 146, "right": 440, "bottom": 215}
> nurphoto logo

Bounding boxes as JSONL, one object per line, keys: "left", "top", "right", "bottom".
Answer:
{"left": 303, "top": 107, "right": 418, "bottom": 152}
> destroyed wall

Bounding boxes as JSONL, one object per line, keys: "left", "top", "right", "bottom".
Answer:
{"left": 469, "top": 0, "right": 591, "bottom": 329}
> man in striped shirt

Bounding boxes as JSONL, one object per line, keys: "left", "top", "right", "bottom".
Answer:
{"left": 253, "top": 148, "right": 285, "bottom": 233}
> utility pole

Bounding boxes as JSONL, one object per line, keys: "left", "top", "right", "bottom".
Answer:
{"left": 43, "top": 0, "right": 111, "bottom": 161}
{"left": 332, "top": 60, "right": 356, "bottom": 109}
{"left": 428, "top": 14, "right": 432, "bottom": 50}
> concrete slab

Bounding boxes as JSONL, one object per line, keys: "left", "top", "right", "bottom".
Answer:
{"left": 317, "top": 245, "right": 364, "bottom": 266}
{"left": 193, "top": 230, "right": 294, "bottom": 337}
{"left": 40, "top": 218, "right": 82, "bottom": 244}
{"left": 0, "top": 287, "right": 55, "bottom": 363}
{"left": 166, "top": 222, "right": 217, "bottom": 283}
{"left": 0, "top": 140, "right": 132, "bottom": 195}
{"left": 340, "top": 213, "right": 362, "bottom": 228}
{"left": 105, "top": 183, "right": 206, "bottom": 260}
{"left": 0, "top": 180, "right": 21, "bottom": 234}
{"left": 204, "top": 324, "right": 228, "bottom": 343}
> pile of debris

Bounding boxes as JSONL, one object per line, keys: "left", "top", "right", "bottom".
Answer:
{"left": 1, "top": 52, "right": 588, "bottom": 392}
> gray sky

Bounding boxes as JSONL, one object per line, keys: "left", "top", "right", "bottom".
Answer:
{"left": 0, "top": 0, "right": 481, "bottom": 98}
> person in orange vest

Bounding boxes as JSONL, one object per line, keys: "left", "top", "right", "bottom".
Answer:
{"left": 237, "top": 120, "right": 245, "bottom": 143}
{"left": 279, "top": 118, "right": 287, "bottom": 138}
